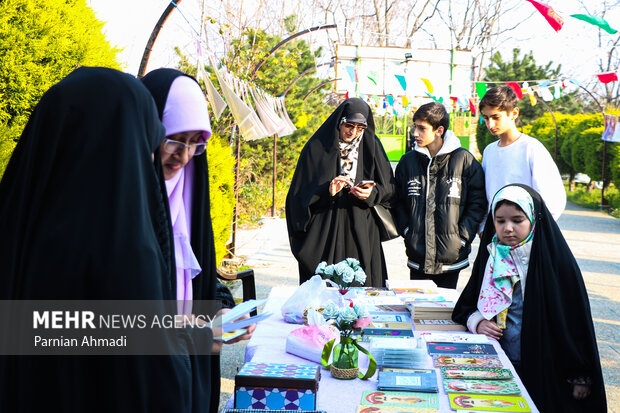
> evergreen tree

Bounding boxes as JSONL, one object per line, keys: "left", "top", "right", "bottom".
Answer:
{"left": 0, "top": 0, "right": 120, "bottom": 176}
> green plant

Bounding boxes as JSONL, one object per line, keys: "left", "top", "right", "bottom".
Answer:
{"left": 207, "top": 134, "right": 236, "bottom": 265}
{"left": 565, "top": 183, "right": 619, "bottom": 218}
{"left": 0, "top": 0, "right": 120, "bottom": 178}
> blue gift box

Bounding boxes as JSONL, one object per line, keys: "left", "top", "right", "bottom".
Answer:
{"left": 234, "top": 362, "right": 320, "bottom": 410}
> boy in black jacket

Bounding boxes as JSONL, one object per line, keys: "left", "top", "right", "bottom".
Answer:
{"left": 395, "top": 102, "right": 487, "bottom": 288}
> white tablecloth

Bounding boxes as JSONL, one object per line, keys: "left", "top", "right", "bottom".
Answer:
{"left": 226, "top": 286, "right": 539, "bottom": 412}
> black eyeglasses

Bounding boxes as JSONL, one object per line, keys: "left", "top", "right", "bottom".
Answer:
{"left": 162, "top": 139, "right": 208, "bottom": 156}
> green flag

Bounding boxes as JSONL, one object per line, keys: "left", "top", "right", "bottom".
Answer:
{"left": 571, "top": 14, "right": 617, "bottom": 34}
{"left": 475, "top": 82, "right": 487, "bottom": 99}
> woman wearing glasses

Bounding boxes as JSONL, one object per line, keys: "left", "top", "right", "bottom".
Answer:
{"left": 142, "top": 68, "right": 253, "bottom": 413}
{"left": 286, "top": 98, "right": 395, "bottom": 287}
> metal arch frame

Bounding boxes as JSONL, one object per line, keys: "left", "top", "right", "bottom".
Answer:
{"left": 137, "top": 0, "right": 184, "bottom": 79}
{"left": 281, "top": 61, "right": 338, "bottom": 97}
{"left": 303, "top": 78, "right": 340, "bottom": 101}
{"left": 250, "top": 24, "right": 337, "bottom": 80}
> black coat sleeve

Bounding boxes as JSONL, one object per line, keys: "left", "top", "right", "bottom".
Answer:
{"left": 458, "top": 154, "right": 487, "bottom": 244}
{"left": 393, "top": 158, "right": 410, "bottom": 236}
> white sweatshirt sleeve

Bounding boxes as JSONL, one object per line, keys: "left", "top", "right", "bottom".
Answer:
{"left": 529, "top": 139, "right": 566, "bottom": 220}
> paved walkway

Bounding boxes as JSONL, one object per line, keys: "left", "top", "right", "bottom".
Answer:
{"left": 218, "top": 202, "right": 620, "bottom": 411}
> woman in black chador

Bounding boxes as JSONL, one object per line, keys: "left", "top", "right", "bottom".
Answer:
{"left": 286, "top": 98, "right": 395, "bottom": 287}
{"left": 452, "top": 184, "right": 606, "bottom": 412}
{"left": 0, "top": 67, "right": 212, "bottom": 412}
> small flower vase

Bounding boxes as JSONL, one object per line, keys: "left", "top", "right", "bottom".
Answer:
{"left": 331, "top": 336, "right": 359, "bottom": 379}
{"left": 321, "top": 336, "right": 376, "bottom": 381}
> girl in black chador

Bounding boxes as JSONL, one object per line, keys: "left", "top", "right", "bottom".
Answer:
{"left": 453, "top": 184, "right": 606, "bottom": 412}
{"left": 286, "top": 98, "right": 395, "bottom": 287}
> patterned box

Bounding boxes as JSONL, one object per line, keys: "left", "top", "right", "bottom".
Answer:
{"left": 234, "top": 362, "right": 321, "bottom": 410}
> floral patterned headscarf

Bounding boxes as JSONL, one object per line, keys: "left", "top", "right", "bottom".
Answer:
{"left": 477, "top": 186, "right": 536, "bottom": 328}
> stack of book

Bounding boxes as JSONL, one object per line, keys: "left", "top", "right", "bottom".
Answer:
{"left": 383, "top": 280, "right": 466, "bottom": 331}
{"left": 369, "top": 337, "right": 427, "bottom": 368}
{"left": 426, "top": 341, "right": 504, "bottom": 369}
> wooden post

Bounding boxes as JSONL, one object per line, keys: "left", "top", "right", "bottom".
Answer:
{"left": 231, "top": 125, "right": 240, "bottom": 255}
{"left": 271, "top": 134, "right": 278, "bottom": 217}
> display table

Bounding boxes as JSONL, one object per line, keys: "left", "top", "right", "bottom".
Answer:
{"left": 225, "top": 286, "right": 539, "bottom": 412}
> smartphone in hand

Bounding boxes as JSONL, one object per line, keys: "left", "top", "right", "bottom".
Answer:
{"left": 356, "top": 180, "right": 376, "bottom": 189}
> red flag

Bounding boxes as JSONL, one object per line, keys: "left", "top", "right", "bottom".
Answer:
{"left": 526, "top": 0, "right": 564, "bottom": 32}
{"left": 597, "top": 72, "right": 618, "bottom": 84}
{"left": 505, "top": 82, "right": 524, "bottom": 99}
{"left": 469, "top": 98, "right": 476, "bottom": 115}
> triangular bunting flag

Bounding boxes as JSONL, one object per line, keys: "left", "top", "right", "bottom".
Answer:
{"left": 475, "top": 82, "right": 487, "bottom": 99}
{"left": 421, "top": 78, "right": 434, "bottom": 94}
{"left": 571, "top": 14, "right": 617, "bottom": 34}
{"left": 506, "top": 82, "right": 524, "bottom": 99}
{"left": 395, "top": 75, "right": 407, "bottom": 91}
{"left": 597, "top": 72, "right": 618, "bottom": 84}
{"left": 525, "top": 0, "right": 563, "bottom": 32}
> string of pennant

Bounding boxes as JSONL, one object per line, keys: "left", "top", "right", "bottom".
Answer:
{"left": 341, "top": 62, "right": 618, "bottom": 117}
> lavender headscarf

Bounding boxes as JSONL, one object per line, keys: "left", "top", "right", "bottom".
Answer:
{"left": 162, "top": 75, "right": 212, "bottom": 313}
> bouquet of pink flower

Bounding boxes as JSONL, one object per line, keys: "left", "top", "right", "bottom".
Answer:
{"left": 322, "top": 301, "right": 372, "bottom": 338}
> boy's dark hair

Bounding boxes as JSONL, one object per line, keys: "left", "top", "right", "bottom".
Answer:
{"left": 479, "top": 85, "right": 519, "bottom": 113}
{"left": 412, "top": 102, "right": 449, "bottom": 138}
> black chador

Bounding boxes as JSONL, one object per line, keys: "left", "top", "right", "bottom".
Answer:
{"left": 0, "top": 68, "right": 199, "bottom": 412}
{"left": 286, "top": 98, "right": 395, "bottom": 287}
{"left": 452, "top": 184, "right": 607, "bottom": 412}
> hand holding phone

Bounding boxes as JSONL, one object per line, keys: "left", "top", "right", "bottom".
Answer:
{"left": 356, "top": 180, "right": 376, "bottom": 189}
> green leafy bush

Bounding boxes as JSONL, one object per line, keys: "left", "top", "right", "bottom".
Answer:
{"left": 0, "top": 0, "right": 120, "bottom": 178}
{"left": 207, "top": 134, "right": 236, "bottom": 265}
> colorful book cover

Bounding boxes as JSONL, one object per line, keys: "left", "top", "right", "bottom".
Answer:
{"left": 432, "top": 354, "right": 503, "bottom": 368}
{"left": 378, "top": 370, "right": 438, "bottom": 392}
{"left": 356, "top": 405, "right": 437, "bottom": 412}
{"left": 426, "top": 342, "right": 497, "bottom": 356}
{"left": 360, "top": 390, "right": 439, "bottom": 409}
{"left": 419, "top": 333, "right": 489, "bottom": 344}
{"left": 350, "top": 287, "right": 397, "bottom": 297}
{"left": 367, "top": 304, "right": 411, "bottom": 314}
{"left": 381, "top": 367, "right": 431, "bottom": 373}
{"left": 370, "top": 322, "right": 414, "bottom": 330}
{"left": 371, "top": 313, "right": 412, "bottom": 323}
{"left": 441, "top": 367, "right": 513, "bottom": 380}
{"left": 361, "top": 328, "right": 414, "bottom": 340}
{"left": 413, "top": 319, "right": 467, "bottom": 331}
{"left": 392, "top": 287, "right": 436, "bottom": 295}
{"left": 443, "top": 379, "right": 521, "bottom": 395}
{"left": 448, "top": 393, "right": 531, "bottom": 412}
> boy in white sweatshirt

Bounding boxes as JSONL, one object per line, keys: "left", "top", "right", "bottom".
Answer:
{"left": 479, "top": 85, "right": 566, "bottom": 223}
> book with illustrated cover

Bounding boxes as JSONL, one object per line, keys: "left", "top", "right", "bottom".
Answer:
{"left": 378, "top": 370, "right": 438, "bottom": 392}
{"left": 426, "top": 342, "right": 497, "bottom": 356}
{"left": 443, "top": 379, "right": 521, "bottom": 395}
{"left": 367, "top": 304, "right": 412, "bottom": 315}
{"left": 360, "top": 390, "right": 439, "bottom": 409}
{"left": 448, "top": 393, "right": 531, "bottom": 411}
{"left": 418, "top": 333, "right": 489, "bottom": 344}
{"left": 441, "top": 367, "right": 513, "bottom": 380}
{"left": 381, "top": 367, "right": 431, "bottom": 373}
{"left": 349, "top": 287, "right": 397, "bottom": 297}
{"left": 432, "top": 354, "right": 503, "bottom": 368}
{"left": 359, "top": 328, "right": 415, "bottom": 341}
{"left": 371, "top": 313, "right": 411, "bottom": 323}
{"left": 356, "top": 405, "right": 437, "bottom": 412}
{"left": 414, "top": 319, "right": 467, "bottom": 331}
{"left": 370, "top": 322, "right": 414, "bottom": 330}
